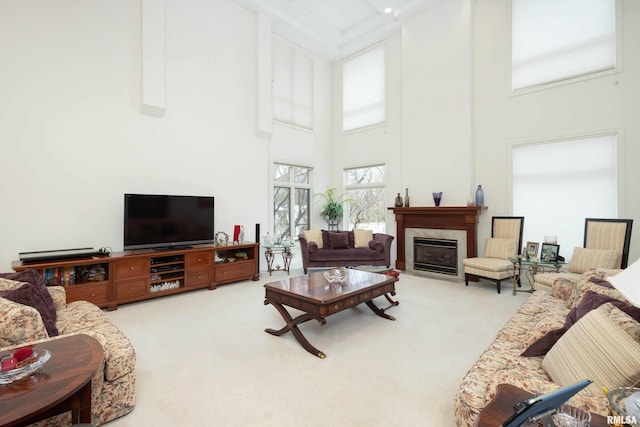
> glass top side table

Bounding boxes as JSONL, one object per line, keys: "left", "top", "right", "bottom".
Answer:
{"left": 508, "top": 256, "right": 567, "bottom": 295}
{"left": 263, "top": 244, "right": 295, "bottom": 276}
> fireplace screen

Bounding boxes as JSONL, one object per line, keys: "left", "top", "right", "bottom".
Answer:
{"left": 414, "top": 237, "right": 457, "bottom": 275}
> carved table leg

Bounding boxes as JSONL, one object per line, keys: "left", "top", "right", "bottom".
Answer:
{"left": 365, "top": 299, "right": 396, "bottom": 321}
{"left": 264, "top": 300, "right": 327, "bottom": 358}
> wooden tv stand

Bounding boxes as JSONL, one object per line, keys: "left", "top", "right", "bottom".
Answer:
{"left": 12, "top": 243, "right": 260, "bottom": 311}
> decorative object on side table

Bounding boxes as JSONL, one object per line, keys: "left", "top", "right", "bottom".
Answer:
{"left": 475, "top": 185, "right": 484, "bottom": 207}
{"left": 432, "top": 192, "right": 442, "bottom": 207}
{"left": 0, "top": 347, "right": 51, "bottom": 385}
{"left": 526, "top": 241, "right": 539, "bottom": 259}
{"left": 540, "top": 243, "right": 560, "bottom": 262}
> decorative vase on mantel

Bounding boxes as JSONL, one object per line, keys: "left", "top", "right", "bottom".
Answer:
{"left": 394, "top": 193, "right": 403, "bottom": 208}
{"left": 404, "top": 188, "right": 410, "bottom": 207}
{"left": 475, "top": 185, "right": 485, "bottom": 207}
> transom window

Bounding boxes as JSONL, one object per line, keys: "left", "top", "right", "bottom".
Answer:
{"left": 343, "top": 165, "right": 386, "bottom": 233}
{"left": 342, "top": 44, "right": 386, "bottom": 132}
{"left": 511, "top": 0, "right": 617, "bottom": 91}
{"left": 273, "top": 163, "right": 311, "bottom": 243}
{"left": 272, "top": 37, "right": 313, "bottom": 130}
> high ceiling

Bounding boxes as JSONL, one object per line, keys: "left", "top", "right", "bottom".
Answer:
{"left": 235, "top": 0, "right": 441, "bottom": 60}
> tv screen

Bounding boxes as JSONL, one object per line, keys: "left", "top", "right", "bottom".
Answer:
{"left": 124, "top": 194, "right": 215, "bottom": 251}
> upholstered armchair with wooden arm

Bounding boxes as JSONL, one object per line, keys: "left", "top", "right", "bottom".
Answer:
{"left": 463, "top": 216, "right": 525, "bottom": 294}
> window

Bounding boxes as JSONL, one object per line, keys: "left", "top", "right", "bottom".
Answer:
{"left": 272, "top": 37, "right": 313, "bottom": 129}
{"left": 342, "top": 45, "right": 385, "bottom": 132}
{"left": 511, "top": 0, "right": 617, "bottom": 90}
{"left": 273, "top": 163, "right": 311, "bottom": 243}
{"left": 512, "top": 134, "right": 617, "bottom": 258}
{"left": 343, "top": 165, "right": 386, "bottom": 232}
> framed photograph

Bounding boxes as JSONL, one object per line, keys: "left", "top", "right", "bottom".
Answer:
{"left": 541, "top": 243, "right": 560, "bottom": 262}
{"left": 526, "top": 242, "right": 539, "bottom": 258}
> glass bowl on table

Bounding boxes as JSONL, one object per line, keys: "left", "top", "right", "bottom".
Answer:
{"left": 323, "top": 267, "right": 347, "bottom": 283}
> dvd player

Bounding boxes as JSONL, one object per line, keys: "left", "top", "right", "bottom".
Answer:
{"left": 19, "top": 247, "right": 101, "bottom": 264}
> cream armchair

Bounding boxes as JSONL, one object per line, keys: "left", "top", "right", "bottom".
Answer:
{"left": 463, "top": 216, "right": 525, "bottom": 294}
{"left": 534, "top": 218, "right": 633, "bottom": 291}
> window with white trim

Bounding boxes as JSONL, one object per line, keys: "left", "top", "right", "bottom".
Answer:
{"left": 512, "top": 134, "right": 617, "bottom": 258}
{"left": 511, "top": 0, "right": 617, "bottom": 91}
{"left": 273, "top": 163, "right": 311, "bottom": 243}
{"left": 342, "top": 45, "right": 386, "bottom": 132}
{"left": 343, "top": 165, "right": 386, "bottom": 233}
{"left": 272, "top": 37, "right": 313, "bottom": 129}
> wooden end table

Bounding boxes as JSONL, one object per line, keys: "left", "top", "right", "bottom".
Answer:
{"left": 264, "top": 269, "right": 399, "bottom": 358}
{"left": 475, "top": 383, "right": 608, "bottom": 427}
{"left": 0, "top": 334, "right": 104, "bottom": 427}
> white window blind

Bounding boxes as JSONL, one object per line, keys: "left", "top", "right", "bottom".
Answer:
{"left": 343, "top": 45, "right": 385, "bottom": 132}
{"left": 512, "top": 135, "right": 617, "bottom": 259}
{"left": 511, "top": 0, "right": 616, "bottom": 90}
{"left": 272, "top": 37, "right": 313, "bottom": 129}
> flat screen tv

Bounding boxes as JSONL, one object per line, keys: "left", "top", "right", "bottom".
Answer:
{"left": 124, "top": 194, "right": 215, "bottom": 251}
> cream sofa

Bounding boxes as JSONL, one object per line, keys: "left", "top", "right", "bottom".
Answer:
{"left": 0, "top": 271, "right": 136, "bottom": 426}
{"left": 454, "top": 269, "right": 640, "bottom": 426}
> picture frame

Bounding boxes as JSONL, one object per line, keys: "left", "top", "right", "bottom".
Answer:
{"left": 540, "top": 243, "right": 560, "bottom": 262}
{"left": 526, "top": 242, "right": 539, "bottom": 258}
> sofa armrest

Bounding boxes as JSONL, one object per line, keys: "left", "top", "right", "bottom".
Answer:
{"left": 369, "top": 240, "right": 384, "bottom": 252}
{"left": 47, "top": 286, "right": 67, "bottom": 311}
{"left": 372, "top": 233, "right": 395, "bottom": 267}
{"left": 308, "top": 241, "right": 318, "bottom": 253}
{"left": 0, "top": 297, "right": 49, "bottom": 348}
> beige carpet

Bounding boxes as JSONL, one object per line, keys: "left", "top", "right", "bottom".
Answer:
{"left": 105, "top": 269, "right": 528, "bottom": 427}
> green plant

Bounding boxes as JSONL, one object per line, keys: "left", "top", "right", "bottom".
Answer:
{"left": 315, "top": 187, "right": 349, "bottom": 221}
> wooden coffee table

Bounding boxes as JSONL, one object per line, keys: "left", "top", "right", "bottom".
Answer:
{"left": 475, "top": 383, "right": 608, "bottom": 427}
{"left": 264, "top": 269, "right": 399, "bottom": 358}
{"left": 0, "top": 334, "right": 104, "bottom": 426}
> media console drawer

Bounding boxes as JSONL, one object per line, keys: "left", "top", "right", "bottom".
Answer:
{"left": 114, "top": 259, "right": 148, "bottom": 280}
{"left": 66, "top": 282, "right": 109, "bottom": 306}
{"left": 215, "top": 262, "right": 253, "bottom": 283}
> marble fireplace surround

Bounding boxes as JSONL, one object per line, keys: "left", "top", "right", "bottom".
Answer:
{"left": 406, "top": 228, "right": 467, "bottom": 280}
{"left": 389, "top": 206, "right": 487, "bottom": 281}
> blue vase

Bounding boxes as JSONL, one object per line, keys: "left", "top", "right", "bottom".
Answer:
{"left": 475, "top": 185, "right": 484, "bottom": 207}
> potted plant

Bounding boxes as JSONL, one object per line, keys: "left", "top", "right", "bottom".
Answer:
{"left": 315, "top": 187, "right": 349, "bottom": 229}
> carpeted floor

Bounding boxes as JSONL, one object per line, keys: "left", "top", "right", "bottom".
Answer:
{"left": 105, "top": 269, "right": 529, "bottom": 427}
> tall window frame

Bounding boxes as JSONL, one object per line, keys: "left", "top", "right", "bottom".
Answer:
{"left": 272, "top": 36, "right": 314, "bottom": 130}
{"left": 273, "top": 163, "right": 312, "bottom": 243}
{"left": 342, "top": 44, "right": 386, "bottom": 132}
{"left": 511, "top": 133, "right": 619, "bottom": 259}
{"left": 343, "top": 164, "right": 386, "bottom": 233}
{"left": 510, "top": 0, "right": 620, "bottom": 93}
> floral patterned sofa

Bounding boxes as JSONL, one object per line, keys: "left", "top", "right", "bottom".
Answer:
{"left": 0, "top": 270, "right": 136, "bottom": 426}
{"left": 454, "top": 268, "right": 640, "bottom": 426}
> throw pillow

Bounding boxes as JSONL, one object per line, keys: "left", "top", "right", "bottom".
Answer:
{"left": 521, "top": 290, "right": 640, "bottom": 357}
{"left": 328, "top": 231, "right": 349, "bottom": 249}
{"left": 484, "top": 238, "right": 517, "bottom": 259}
{"left": 0, "top": 281, "right": 59, "bottom": 337}
{"left": 542, "top": 308, "right": 640, "bottom": 392}
{"left": 353, "top": 228, "right": 373, "bottom": 249}
{"left": 303, "top": 229, "right": 323, "bottom": 249}
{"left": 568, "top": 247, "right": 620, "bottom": 273}
{"left": 0, "top": 269, "right": 47, "bottom": 291}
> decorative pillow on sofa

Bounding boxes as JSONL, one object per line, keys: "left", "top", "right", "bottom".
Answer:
{"left": 484, "top": 238, "right": 517, "bottom": 259}
{"left": 542, "top": 308, "right": 640, "bottom": 392}
{"left": 353, "top": 228, "right": 373, "bottom": 248}
{"left": 0, "top": 281, "right": 59, "bottom": 337}
{"left": 328, "top": 231, "right": 349, "bottom": 249}
{"left": 521, "top": 290, "right": 640, "bottom": 357}
{"left": 303, "top": 229, "right": 323, "bottom": 249}
{"left": 568, "top": 247, "right": 620, "bottom": 273}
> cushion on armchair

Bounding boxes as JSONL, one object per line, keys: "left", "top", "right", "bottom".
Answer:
{"left": 568, "top": 247, "right": 620, "bottom": 273}
{"left": 484, "top": 238, "right": 518, "bottom": 259}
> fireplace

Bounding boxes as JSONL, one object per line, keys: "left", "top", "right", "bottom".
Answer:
{"left": 414, "top": 237, "right": 457, "bottom": 275}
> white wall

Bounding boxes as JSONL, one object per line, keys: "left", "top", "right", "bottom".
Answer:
{"left": 401, "top": 0, "right": 474, "bottom": 208}
{"left": 0, "top": 0, "right": 333, "bottom": 269}
{"left": 474, "top": 0, "right": 640, "bottom": 261}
